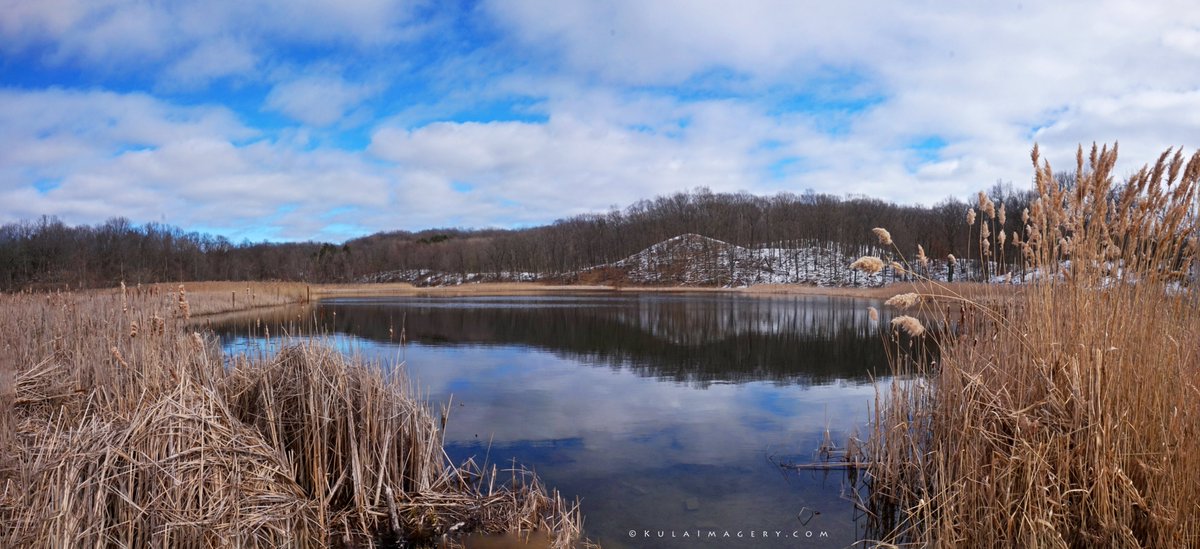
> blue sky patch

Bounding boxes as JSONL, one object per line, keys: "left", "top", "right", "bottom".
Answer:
{"left": 33, "top": 179, "right": 61, "bottom": 194}
{"left": 767, "top": 157, "right": 805, "bottom": 180}
{"left": 909, "top": 135, "right": 948, "bottom": 164}
{"left": 320, "top": 205, "right": 354, "bottom": 218}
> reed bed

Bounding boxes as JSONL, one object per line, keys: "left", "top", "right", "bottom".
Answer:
{"left": 134, "top": 281, "right": 312, "bottom": 316}
{"left": 863, "top": 144, "right": 1200, "bottom": 547}
{"left": 0, "top": 283, "right": 587, "bottom": 547}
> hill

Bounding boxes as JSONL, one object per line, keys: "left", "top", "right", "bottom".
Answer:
{"left": 1, "top": 187, "right": 1015, "bottom": 290}
{"left": 361, "top": 233, "right": 966, "bottom": 287}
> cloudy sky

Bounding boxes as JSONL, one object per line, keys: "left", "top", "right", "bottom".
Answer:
{"left": 3, "top": 1, "right": 1199, "bottom": 242}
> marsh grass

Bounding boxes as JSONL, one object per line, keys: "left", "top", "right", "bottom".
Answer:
{"left": 0, "top": 283, "right": 586, "bottom": 547}
{"left": 865, "top": 144, "right": 1200, "bottom": 547}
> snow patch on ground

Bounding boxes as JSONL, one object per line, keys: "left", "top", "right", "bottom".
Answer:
{"left": 359, "top": 270, "right": 538, "bottom": 286}
{"left": 359, "top": 233, "right": 994, "bottom": 288}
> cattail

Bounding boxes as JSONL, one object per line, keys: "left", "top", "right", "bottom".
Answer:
{"left": 998, "top": 230, "right": 1007, "bottom": 247}
{"left": 129, "top": 320, "right": 138, "bottom": 338}
{"left": 967, "top": 208, "right": 977, "bottom": 226}
{"left": 891, "top": 261, "right": 906, "bottom": 274}
{"left": 873, "top": 228, "right": 893, "bottom": 246}
{"left": 917, "top": 244, "right": 928, "bottom": 267}
{"left": 110, "top": 346, "right": 129, "bottom": 368}
{"left": 850, "top": 256, "right": 885, "bottom": 275}
{"left": 891, "top": 315, "right": 926, "bottom": 337}
{"left": 998, "top": 203, "right": 1007, "bottom": 225}
{"left": 152, "top": 314, "right": 164, "bottom": 336}
{"left": 980, "top": 222, "right": 991, "bottom": 240}
{"left": 1104, "top": 240, "right": 1123, "bottom": 258}
{"left": 190, "top": 332, "right": 204, "bottom": 352}
{"left": 177, "top": 284, "right": 190, "bottom": 320}
{"left": 948, "top": 254, "right": 956, "bottom": 263}
{"left": 867, "top": 306, "right": 880, "bottom": 322}
{"left": 885, "top": 293, "right": 922, "bottom": 309}
{"left": 120, "top": 280, "right": 128, "bottom": 314}
{"left": 1022, "top": 207, "right": 1029, "bottom": 224}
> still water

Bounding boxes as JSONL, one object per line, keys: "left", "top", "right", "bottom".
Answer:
{"left": 211, "top": 293, "right": 893, "bottom": 547}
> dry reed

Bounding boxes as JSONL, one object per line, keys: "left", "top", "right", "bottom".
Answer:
{"left": 874, "top": 228, "right": 894, "bottom": 246}
{"left": 0, "top": 282, "right": 588, "bottom": 548}
{"left": 865, "top": 143, "right": 1200, "bottom": 548}
{"left": 852, "top": 256, "right": 886, "bottom": 275}
{"left": 884, "top": 293, "right": 922, "bottom": 310}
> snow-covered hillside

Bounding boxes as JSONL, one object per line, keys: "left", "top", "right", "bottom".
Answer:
{"left": 358, "top": 269, "right": 538, "bottom": 286}
{"left": 591, "top": 233, "right": 880, "bottom": 286}
{"left": 359, "top": 233, "right": 975, "bottom": 287}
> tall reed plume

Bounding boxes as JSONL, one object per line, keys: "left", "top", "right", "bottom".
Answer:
{"left": 866, "top": 143, "right": 1200, "bottom": 547}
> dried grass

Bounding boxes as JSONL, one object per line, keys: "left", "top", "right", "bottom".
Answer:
{"left": 864, "top": 144, "right": 1200, "bottom": 548}
{"left": 851, "top": 256, "right": 886, "bottom": 275}
{"left": 888, "top": 315, "right": 926, "bottom": 338}
{"left": 874, "top": 228, "right": 894, "bottom": 246}
{"left": 0, "top": 283, "right": 588, "bottom": 548}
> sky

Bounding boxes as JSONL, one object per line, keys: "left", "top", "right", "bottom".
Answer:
{"left": 2, "top": 0, "right": 1199, "bottom": 242}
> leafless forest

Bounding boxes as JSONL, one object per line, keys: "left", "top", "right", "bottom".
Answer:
{"left": 1, "top": 184, "right": 1044, "bottom": 290}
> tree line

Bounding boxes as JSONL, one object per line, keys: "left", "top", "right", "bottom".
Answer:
{"left": 0, "top": 184, "right": 1040, "bottom": 291}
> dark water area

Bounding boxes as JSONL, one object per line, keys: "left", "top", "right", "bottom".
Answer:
{"left": 210, "top": 293, "right": 897, "bottom": 548}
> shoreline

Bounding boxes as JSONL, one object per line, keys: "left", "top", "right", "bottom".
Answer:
{"left": 308, "top": 281, "right": 904, "bottom": 299}
{"left": 309, "top": 280, "right": 1003, "bottom": 300}
{"left": 42, "top": 280, "right": 1010, "bottom": 321}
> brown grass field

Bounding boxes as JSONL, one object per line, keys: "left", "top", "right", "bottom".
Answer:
{"left": 863, "top": 144, "right": 1200, "bottom": 547}
{"left": 0, "top": 282, "right": 587, "bottom": 548}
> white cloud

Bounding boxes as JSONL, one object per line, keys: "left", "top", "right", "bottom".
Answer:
{"left": 0, "top": 88, "right": 390, "bottom": 241}
{"left": 483, "top": 1, "right": 902, "bottom": 85}
{"left": 0, "top": 0, "right": 424, "bottom": 83}
{"left": 162, "top": 38, "right": 259, "bottom": 87}
{"left": 1163, "top": 27, "right": 1200, "bottom": 56}
{"left": 0, "top": 0, "right": 101, "bottom": 52}
{"left": 264, "top": 75, "right": 380, "bottom": 127}
{"left": 482, "top": 0, "right": 1200, "bottom": 203}
{"left": 5, "top": 2, "right": 1200, "bottom": 239}
{"left": 0, "top": 88, "right": 250, "bottom": 182}
{"left": 368, "top": 105, "right": 780, "bottom": 226}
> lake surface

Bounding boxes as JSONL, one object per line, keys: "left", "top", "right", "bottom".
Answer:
{"left": 211, "top": 292, "right": 894, "bottom": 548}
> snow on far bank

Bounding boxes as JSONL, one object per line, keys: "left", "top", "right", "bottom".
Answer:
{"left": 359, "top": 233, "right": 988, "bottom": 288}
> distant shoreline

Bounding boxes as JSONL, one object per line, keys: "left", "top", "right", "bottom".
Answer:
{"left": 308, "top": 280, "right": 1003, "bottom": 300}
{"left": 54, "top": 280, "right": 1008, "bottom": 323}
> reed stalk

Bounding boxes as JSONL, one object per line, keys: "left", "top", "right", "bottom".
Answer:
{"left": 866, "top": 144, "right": 1200, "bottom": 547}
{"left": 1, "top": 282, "right": 587, "bottom": 548}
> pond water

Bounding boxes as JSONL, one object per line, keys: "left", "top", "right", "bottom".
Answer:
{"left": 210, "top": 292, "right": 895, "bottom": 548}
